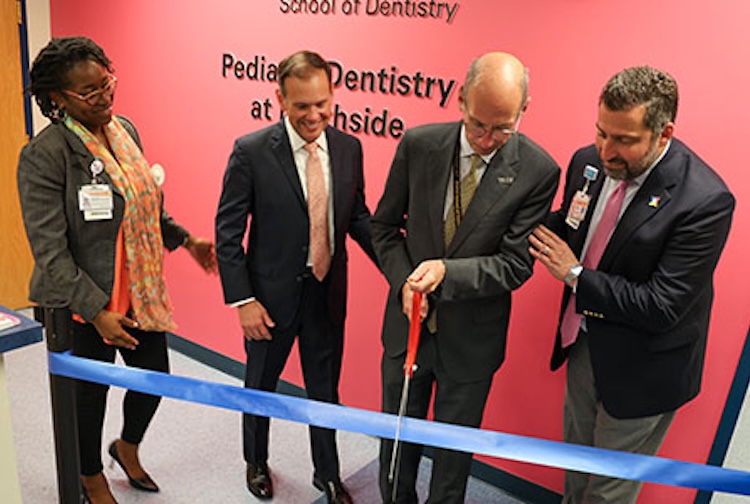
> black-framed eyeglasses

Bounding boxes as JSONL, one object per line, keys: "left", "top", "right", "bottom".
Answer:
{"left": 63, "top": 75, "right": 117, "bottom": 105}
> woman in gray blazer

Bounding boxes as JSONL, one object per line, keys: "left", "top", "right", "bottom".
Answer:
{"left": 17, "top": 37, "right": 216, "bottom": 504}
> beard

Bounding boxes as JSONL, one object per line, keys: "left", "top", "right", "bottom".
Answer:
{"left": 603, "top": 140, "right": 662, "bottom": 180}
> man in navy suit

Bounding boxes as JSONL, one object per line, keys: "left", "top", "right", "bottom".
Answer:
{"left": 530, "top": 66, "right": 735, "bottom": 503}
{"left": 215, "top": 50, "right": 376, "bottom": 504}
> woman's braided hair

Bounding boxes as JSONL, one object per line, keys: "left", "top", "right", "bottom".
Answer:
{"left": 29, "top": 36, "right": 112, "bottom": 122}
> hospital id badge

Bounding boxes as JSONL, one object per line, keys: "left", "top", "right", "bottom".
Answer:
{"left": 78, "top": 183, "right": 113, "bottom": 221}
{"left": 565, "top": 190, "right": 590, "bottom": 230}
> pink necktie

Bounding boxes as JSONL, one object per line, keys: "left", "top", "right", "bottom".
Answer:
{"left": 560, "top": 180, "right": 629, "bottom": 347}
{"left": 304, "top": 142, "right": 331, "bottom": 281}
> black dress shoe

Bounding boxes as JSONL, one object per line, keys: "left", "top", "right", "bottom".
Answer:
{"left": 246, "top": 463, "right": 273, "bottom": 500}
{"left": 108, "top": 440, "right": 159, "bottom": 492}
{"left": 313, "top": 475, "right": 353, "bottom": 504}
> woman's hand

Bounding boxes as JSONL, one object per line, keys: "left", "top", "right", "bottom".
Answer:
{"left": 184, "top": 235, "right": 218, "bottom": 274}
{"left": 91, "top": 310, "right": 139, "bottom": 350}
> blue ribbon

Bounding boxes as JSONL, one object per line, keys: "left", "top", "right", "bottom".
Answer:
{"left": 48, "top": 351, "right": 750, "bottom": 496}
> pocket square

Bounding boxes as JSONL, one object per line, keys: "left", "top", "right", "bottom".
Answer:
{"left": 497, "top": 176, "right": 515, "bottom": 185}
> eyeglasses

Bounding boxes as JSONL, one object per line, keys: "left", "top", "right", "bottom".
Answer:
{"left": 63, "top": 75, "right": 117, "bottom": 105}
{"left": 464, "top": 112, "right": 521, "bottom": 142}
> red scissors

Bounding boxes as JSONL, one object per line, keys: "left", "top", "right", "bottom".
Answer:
{"left": 388, "top": 290, "right": 423, "bottom": 501}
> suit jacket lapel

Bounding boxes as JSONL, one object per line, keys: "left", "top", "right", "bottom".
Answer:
{"left": 447, "top": 134, "right": 519, "bottom": 253}
{"left": 428, "top": 125, "right": 460, "bottom": 254}
{"left": 270, "top": 122, "right": 306, "bottom": 209}
{"left": 599, "top": 153, "right": 678, "bottom": 269}
{"left": 327, "top": 128, "right": 347, "bottom": 240}
{"left": 62, "top": 124, "right": 123, "bottom": 197}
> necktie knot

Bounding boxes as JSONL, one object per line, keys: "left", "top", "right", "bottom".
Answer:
{"left": 468, "top": 153, "right": 483, "bottom": 175}
{"left": 304, "top": 142, "right": 318, "bottom": 155}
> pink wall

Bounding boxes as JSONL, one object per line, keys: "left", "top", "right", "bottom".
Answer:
{"left": 49, "top": 1, "right": 750, "bottom": 500}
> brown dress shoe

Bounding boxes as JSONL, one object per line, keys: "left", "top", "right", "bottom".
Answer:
{"left": 246, "top": 463, "right": 273, "bottom": 500}
{"left": 313, "top": 475, "right": 353, "bottom": 504}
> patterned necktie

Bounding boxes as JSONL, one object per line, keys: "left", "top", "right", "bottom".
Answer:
{"left": 560, "top": 180, "right": 629, "bottom": 348}
{"left": 444, "top": 153, "right": 483, "bottom": 247}
{"left": 304, "top": 142, "right": 331, "bottom": 281}
{"left": 428, "top": 154, "right": 483, "bottom": 333}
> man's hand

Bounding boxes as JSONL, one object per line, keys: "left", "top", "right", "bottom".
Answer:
{"left": 238, "top": 300, "right": 275, "bottom": 341}
{"left": 185, "top": 235, "right": 219, "bottom": 274}
{"left": 529, "top": 224, "right": 580, "bottom": 282}
{"left": 92, "top": 310, "right": 139, "bottom": 350}
{"left": 407, "top": 259, "right": 446, "bottom": 294}
{"left": 401, "top": 283, "right": 429, "bottom": 322}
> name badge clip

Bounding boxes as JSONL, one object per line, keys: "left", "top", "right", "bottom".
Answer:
{"left": 565, "top": 164, "right": 599, "bottom": 230}
{"left": 89, "top": 158, "right": 105, "bottom": 183}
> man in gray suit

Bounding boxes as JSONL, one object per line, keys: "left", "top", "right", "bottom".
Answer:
{"left": 216, "top": 50, "right": 376, "bottom": 503}
{"left": 372, "top": 52, "right": 560, "bottom": 503}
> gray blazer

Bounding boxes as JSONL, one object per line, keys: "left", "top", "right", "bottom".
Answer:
{"left": 372, "top": 122, "right": 560, "bottom": 382}
{"left": 17, "top": 117, "right": 188, "bottom": 321}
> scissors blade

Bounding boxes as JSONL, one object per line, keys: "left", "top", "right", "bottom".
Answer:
{"left": 388, "top": 373, "right": 412, "bottom": 500}
{"left": 388, "top": 291, "right": 423, "bottom": 502}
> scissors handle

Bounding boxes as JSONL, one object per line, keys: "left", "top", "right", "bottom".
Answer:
{"left": 404, "top": 291, "right": 422, "bottom": 377}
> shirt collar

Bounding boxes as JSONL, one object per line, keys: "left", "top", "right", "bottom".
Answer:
{"left": 459, "top": 123, "right": 496, "bottom": 164}
{"left": 284, "top": 116, "right": 329, "bottom": 154}
{"left": 631, "top": 139, "right": 671, "bottom": 188}
{"left": 601, "top": 139, "right": 671, "bottom": 190}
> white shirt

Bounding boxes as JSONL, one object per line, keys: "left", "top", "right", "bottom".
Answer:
{"left": 284, "top": 116, "right": 336, "bottom": 257}
{"left": 228, "top": 120, "right": 336, "bottom": 308}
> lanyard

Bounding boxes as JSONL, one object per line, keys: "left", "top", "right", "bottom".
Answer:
{"left": 450, "top": 142, "right": 464, "bottom": 229}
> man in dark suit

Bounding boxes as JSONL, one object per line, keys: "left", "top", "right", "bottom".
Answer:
{"left": 530, "top": 66, "right": 735, "bottom": 503}
{"left": 215, "top": 50, "right": 376, "bottom": 504}
{"left": 372, "top": 52, "right": 560, "bottom": 503}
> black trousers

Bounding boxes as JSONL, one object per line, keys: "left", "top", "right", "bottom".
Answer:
{"left": 243, "top": 274, "right": 344, "bottom": 481}
{"left": 379, "top": 330, "right": 493, "bottom": 504}
{"left": 72, "top": 321, "right": 169, "bottom": 476}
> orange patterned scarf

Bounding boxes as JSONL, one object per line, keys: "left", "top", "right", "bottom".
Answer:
{"left": 65, "top": 116, "right": 176, "bottom": 332}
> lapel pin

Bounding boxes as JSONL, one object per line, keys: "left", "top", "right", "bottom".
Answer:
{"left": 497, "top": 176, "right": 514, "bottom": 185}
{"left": 648, "top": 196, "right": 661, "bottom": 208}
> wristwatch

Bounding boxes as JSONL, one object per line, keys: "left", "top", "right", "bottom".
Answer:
{"left": 564, "top": 263, "right": 583, "bottom": 288}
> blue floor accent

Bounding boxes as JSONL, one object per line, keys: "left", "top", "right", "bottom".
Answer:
{"left": 166, "top": 332, "right": 560, "bottom": 503}
{"left": 696, "top": 327, "right": 750, "bottom": 504}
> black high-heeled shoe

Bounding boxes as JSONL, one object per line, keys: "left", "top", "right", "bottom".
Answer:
{"left": 108, "top": 440, "right": 160, "bottom": 493}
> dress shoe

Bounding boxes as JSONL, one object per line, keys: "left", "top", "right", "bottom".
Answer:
{"left": 313, "top": 475, "right": 353, "bottom": 504}
{"left": 80, "top": 472, "right": 118, "bottom": 503}
{"left": 246, "top": 463, "right": 273, "bottom": 500}
{"left": 108, "top": 440, "right": 159, "bottom": 492}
